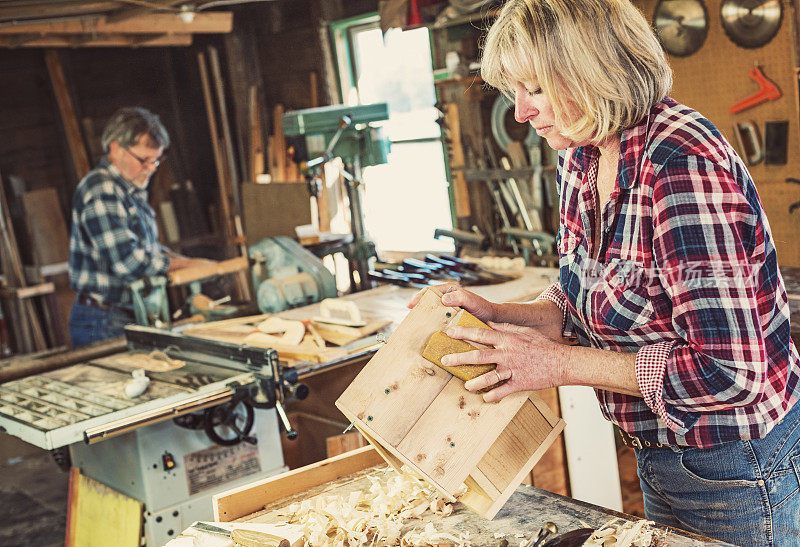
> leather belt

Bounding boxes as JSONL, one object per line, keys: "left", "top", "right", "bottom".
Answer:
{"left": 77, "top": 294, "right": 133, "bottom": 318}
{"left": 77, "top": 293, "right": 110, "bottom": 310}
{"left": 615, "top": 425, "right": 667, "bottom": 449}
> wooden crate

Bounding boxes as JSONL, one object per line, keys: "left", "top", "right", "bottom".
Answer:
{"left": 213, "top": 445, "right": 384, "bottom": 522}
{"left": 335, "top": 287, "right": 565, "bottom": 519}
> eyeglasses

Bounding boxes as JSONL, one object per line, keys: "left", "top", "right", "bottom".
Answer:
{"left": 123, "top": 147, "right": 162, "bottom": 169}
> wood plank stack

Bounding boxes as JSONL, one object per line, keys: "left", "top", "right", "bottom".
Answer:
{"left": 0, "top": 173, "right": 49, "bottom": 353}
{"left": 335, "top": 286, "right": 565, "bottom": 519}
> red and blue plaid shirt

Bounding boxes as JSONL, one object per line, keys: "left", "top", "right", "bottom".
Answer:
{"left": 537, "top": 97, "right": 800, "bottom": 448}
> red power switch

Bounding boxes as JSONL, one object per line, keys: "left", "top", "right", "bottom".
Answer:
{"left": 162, "top": 452, "right": 176, "bottom": 471}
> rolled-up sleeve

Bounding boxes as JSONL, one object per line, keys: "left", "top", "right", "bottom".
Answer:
{"left": 535, "top": 282, "right": 575, "bottom": 338}
{"left": 81, "top": 193, "right": 170, "bottom": 280}
{"left": 638, "top": 154, "right": 767, "bottom": 435}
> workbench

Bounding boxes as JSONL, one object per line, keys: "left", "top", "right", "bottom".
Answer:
{"left": 173, "top": 446, "right": 720, "bottom": 546}
{"left": 181, "top": 267, "right": 561, "bottom": 365}
{"left": 0, "top": 267, "right": 562, "bottom": 546}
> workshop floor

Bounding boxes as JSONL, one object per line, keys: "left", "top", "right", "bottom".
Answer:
{"left": 0, "top": 448, "right": 68, "bottom": 546}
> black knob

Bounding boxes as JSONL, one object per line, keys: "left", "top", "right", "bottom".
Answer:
{"left": 294, "top": 383, "right": 310, "bottom": 400}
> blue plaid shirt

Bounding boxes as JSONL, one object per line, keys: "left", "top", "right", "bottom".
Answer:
{"left": 69, "top": 157, "right": 170, "bottom": 306}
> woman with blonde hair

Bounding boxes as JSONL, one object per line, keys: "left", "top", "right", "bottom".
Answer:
{"left": 411, "top": 0, "right": 800, "bottom": 542}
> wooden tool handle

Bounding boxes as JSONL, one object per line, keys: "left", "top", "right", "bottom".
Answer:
{"left": 231, "top": 528, "right": 290, "bottom": 547}
{"left": 169, "top": 256, "right": 249, "bottom": 286}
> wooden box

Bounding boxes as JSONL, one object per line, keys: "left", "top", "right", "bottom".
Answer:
{"left": 335, "top": 288, "right": 566, "bottom": 519}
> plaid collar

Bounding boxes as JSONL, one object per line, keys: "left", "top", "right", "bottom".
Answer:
{"left": 101, "top": 157, "right": 149, "bottom": 200}
{"left": 565, "top": 97, "right": 678, "bottom": 190}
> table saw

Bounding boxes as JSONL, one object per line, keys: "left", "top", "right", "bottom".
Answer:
{"left": 0, "top": 325, "right": 376, "bottom": 545}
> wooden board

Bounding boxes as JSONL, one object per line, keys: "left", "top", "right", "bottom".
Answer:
{"left": 309, "top": 318, "right": 391, "bottom": 346}
{"left": 65, "top": 468, "right": 142, "bottom": 547}
{"left": 326, "top": 431, "right": 368, "bottom": 458}
{"left": 44, "top": 49, "right": 91, "bottom": 181}
{"left": 241, "top": 182, "right": 312, "bottom": 243}
{"left": 444, "top": 102, "right": 471, "bottom": 218}
{"left": 21, "top": 188, "right": 69, "bottom": 266}
{"left": 336, "top": 288, "right": 459, "bottom": 448}
{"left": 336, "top": 286, "right": 565, "bottom": 516}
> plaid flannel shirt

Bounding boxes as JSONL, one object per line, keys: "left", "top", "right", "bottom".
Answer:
{"left": 69, "top": 158, "right": 170, "bottom": 306}
{"left": 537, "top": 97, "right": 800, "bottom": 448}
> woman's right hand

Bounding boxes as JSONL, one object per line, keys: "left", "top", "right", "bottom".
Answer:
{"left": 407, "top": 283, "right": 497, "bottom": 324}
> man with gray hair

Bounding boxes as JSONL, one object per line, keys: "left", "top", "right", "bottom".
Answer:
{"left": 68, "top": 107, "right": 213, "bottom": 346}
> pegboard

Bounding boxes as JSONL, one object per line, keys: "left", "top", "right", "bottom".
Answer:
{"left": 638, "top": 0, "right": 800, "bottom": 266}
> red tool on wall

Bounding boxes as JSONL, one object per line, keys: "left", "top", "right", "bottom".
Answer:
{"left": 729, "top": 66, "right": 782, "bottom": 114}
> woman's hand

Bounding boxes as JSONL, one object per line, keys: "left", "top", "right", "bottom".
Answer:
{"left": 442, "top": 321, "right": 573, "bottom": 403}
{"left": 407, "top": 283, "right": 497, "bottom": 324}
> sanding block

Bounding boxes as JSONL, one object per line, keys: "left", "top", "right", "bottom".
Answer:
{"left": 421, "top": 309, "right": 504, "bottom": 391}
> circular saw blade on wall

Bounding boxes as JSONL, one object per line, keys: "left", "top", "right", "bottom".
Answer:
{"left": 653, "top": 0, "right": 709, "bottom": 57}
{"left": 720, "top": 0, "right": 782, "bottom": 49}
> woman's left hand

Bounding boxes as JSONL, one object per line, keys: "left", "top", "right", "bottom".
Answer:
{"left": 441, "top": 321, "right": 573, "bottom": 403}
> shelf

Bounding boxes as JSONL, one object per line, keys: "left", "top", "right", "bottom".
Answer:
{"left": 462, "top": 165, "right": 556, "bottom": 181}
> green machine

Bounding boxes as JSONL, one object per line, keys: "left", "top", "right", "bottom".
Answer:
{"left": 283, "top": 103, "right": 390, "bottom": 291}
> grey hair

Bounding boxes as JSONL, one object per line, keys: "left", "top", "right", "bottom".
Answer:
{"left": 100, "top": 107, "right": 170, "bottom": 153}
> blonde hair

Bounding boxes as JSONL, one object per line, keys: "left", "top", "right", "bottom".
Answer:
{"left": 481, "top": 0, "right": 672, "bottom": 144}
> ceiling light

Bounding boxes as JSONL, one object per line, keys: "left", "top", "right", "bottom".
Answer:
{"left": 179, "top": 5, "right": 196, "bottom": 23}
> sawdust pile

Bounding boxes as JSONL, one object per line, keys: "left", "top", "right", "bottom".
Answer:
{"left": 279, "top": 467, "right": 469, "bottom": 546}
{"left": 585, "top": 518, "right": 666, "bottom": 546}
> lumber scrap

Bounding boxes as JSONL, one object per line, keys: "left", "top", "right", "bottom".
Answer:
{"left": 198, "top": 50, "right": 235, "bottom": 244}
{"left": 271, "top": 104, "right": 287, "bottom": 181}
{"left": 208, "top": 45, "right": 241, "bottom": 214}
{"left": 0, "top": 173, "right": 46, "bottom": 351}
{"left": 65, "top": 468, "right": 142, "bottom": 547}
{"left": 444, "top": 102, "right": 471, "bottom": 218}
{"left": 44, "top": 49, "right": 91, "bottom": 181}
{"left": 249, "top": 85, "right": 265, "bottom": 179}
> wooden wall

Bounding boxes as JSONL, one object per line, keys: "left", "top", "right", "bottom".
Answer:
{"left": 0, "top": 0, "right": 378, "bottom": 232}
{"left": 639, "top": 0, "right": 800, "bottom": 267}
{"left": 0, "top": 0, "right": 383, "bottom": 354}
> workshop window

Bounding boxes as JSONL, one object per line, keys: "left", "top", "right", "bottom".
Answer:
{"left": 331, "top": 15, "right": 454, "bottom": 253}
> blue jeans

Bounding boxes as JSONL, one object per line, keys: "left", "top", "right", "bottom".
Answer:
{"left": 637, "top": 400, "right": 800, "bottom": 545}
{"left": 68, "top": 300, "right": 133, "bottom": 347}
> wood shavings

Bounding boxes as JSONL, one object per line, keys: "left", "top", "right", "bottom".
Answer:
{"left": 253, "top": 317, "right": 306, "bottom": 345}
{"left": 584, "top": 518, "right": 664, "bottom": 546}
{"left": 110, "top": 350, "right": 185, "bottom": 372}
{"left": 400, "top": 523, "right": 470, "bottom": 546}
{"left": 280, "top": 467, "right": 466, "bottom": 546}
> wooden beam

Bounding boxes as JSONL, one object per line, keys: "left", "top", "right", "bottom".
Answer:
{"left": 0, "top": 12, "right": 233, "bottom": 35}
{"left": 5, "top": 33, "right": 40, "bottom": 47}
{"left": 197, "top": 51, "right": 234, "bottom": 242}
{"left": 44, "top": 49, "right": 92, "bottom": 179}
{"left": 104, "top": 0, "right": 184, "bottom": 25}
{"left": 0, "top": 2, "right": 109, "bottom": 22}
{"left": 1, "top": 282, "right": 56, "bottom": 300}
{"left": 1, "top": 33, "right": 192, "bottom": 47}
